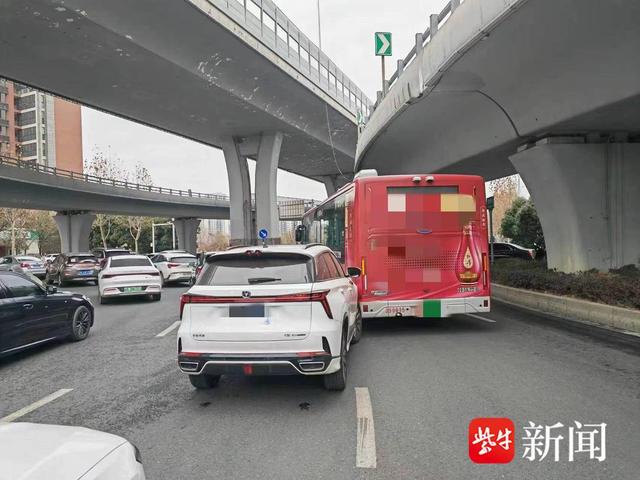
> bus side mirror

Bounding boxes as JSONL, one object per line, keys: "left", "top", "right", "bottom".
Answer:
{"left": 347, "top": 267, "right": 361, "bottom": 278}
{"left": 295, "top": 225, "right": 307, "bottom": 244}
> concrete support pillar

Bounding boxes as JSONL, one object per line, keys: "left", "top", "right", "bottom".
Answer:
{"left": 510, "top": 139, "right": 640, "bottom": 272}
{"left": 173, "top": 218, "right": 200, "bottom": 255}
{"left": 222, "top": 137, "right": 253, "bottom": 245}
{"left": 53, "top": 212, "right": 96, "bottom": 253}
{"left": 322, "top": 175, "right": 338, "bottom": 197}
{"left": 255, "top": 132, "right": 283, "bottom": 244}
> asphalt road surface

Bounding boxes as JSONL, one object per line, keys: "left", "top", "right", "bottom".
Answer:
{"left": 1, "top": 284, "right": 638, "bottom": 479}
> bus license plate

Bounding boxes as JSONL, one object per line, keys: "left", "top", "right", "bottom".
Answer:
{"left": 386, "top": 305, "right": 414, "bottom": 316}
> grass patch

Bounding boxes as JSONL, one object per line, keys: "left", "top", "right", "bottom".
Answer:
{"left": 491, "top": 258, "right": 640, "bottom": 310}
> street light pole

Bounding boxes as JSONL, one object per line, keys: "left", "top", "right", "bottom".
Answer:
{"left": 317, "top": 0, "right": 322, "bottom": 50}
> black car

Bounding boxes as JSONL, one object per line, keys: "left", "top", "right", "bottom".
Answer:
{"left": 0, "top": 271, "right": 94, "bottom": 357}
{"left": 490, "top": 242, "right": 535, "bottom": 260}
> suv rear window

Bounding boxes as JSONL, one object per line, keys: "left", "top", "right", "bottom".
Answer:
{"left": 67, "top": 255, "right": 97, "bottom": 264}
{"left": 198, "top": 253, "right": 313, "bottom": 286}
{"left": 110, "top": 258, "right": 152, "bottom": 268}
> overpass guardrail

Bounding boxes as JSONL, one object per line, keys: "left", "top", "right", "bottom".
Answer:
{"left": 207, "top": 0, "right": 373, "bottom": 123}
{"left": 0, "top": 155, "right": 318, "bottom": 219}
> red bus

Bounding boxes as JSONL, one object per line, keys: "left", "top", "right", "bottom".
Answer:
{"left": 301, "top": 171, "right": 490, "bottom": 318}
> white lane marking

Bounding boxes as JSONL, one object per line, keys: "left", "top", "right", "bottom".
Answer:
{"left": 355, "top": 387, "right": 377, "bottom": 469}
{"left": 465, "top": 313, "right": 497, "bottom": 323}
{"left": 1, "top": 388, "right": 73, "bottom": 423}
{"left": 156, "top": 321, "right": 181, "bottom": 337}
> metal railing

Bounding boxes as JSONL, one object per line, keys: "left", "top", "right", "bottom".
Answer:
{"left": 206, "top": 0, "right": 373, "bottom": 122}
{"left": 0, "top": 154, "right": 230, "bottom": 201}
{"left": 369, "top": 0, "right": 465, "bottom": 117}
{"left": 0, "top": 155, "right": 319, "bottom": 215}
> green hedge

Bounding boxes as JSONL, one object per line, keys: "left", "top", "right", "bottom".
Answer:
{"left": 491, "top": 259, "right": 640, "bottom": 310}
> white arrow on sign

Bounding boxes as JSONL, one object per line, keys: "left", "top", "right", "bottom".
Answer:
{"left": 376, "top": 33, "right": 391, "bottom": 56}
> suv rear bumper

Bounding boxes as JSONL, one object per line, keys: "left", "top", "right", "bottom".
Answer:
{"left": 361, "top": 296, "right": 491, "bottom": 318}
{"left": 178, "top": 353, "right": 340, "bottom": 376}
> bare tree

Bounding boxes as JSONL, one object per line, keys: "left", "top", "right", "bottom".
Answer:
{"left": 127, "top": 163, "right": 154, "bottom": 252}
{"left": 489, "top": 175, "right": 519, "bottom": 240}
{"left": 0, "top": 208, "right": 36, "bottom": 254}
{"left": 84, "top": 147, "right": 130, "bottom": 249}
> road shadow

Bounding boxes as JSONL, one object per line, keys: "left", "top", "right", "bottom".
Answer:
{"left": 0, "top": 338, "right": 67, "bottom": 368}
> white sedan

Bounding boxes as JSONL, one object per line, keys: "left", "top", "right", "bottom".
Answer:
{"left": 0, "top": 422, "right": 145, "bottom": 479}
{"left": 98, "top": 255, "right": 162, "bottom": 304}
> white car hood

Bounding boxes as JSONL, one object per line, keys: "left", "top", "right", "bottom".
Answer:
{"left": 0, "top": 422, "right": 127, "bottom": 480}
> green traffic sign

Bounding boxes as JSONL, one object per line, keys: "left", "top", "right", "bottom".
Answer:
{"left": 375, "top": 32, "right": 392, "bottom": 56}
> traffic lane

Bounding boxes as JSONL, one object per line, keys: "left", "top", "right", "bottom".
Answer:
{"left": 354, "top": 303, "right": 640, "bottom": 479}
{"left": 0, "top": 283, "right": 189, "bottom": 419}
{"left": 128, "top": 375, "right": 362, "bottom": 480}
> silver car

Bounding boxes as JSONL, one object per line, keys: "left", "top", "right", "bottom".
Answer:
{"left": 0, "top": 255, "right": 47, "bottom": 278}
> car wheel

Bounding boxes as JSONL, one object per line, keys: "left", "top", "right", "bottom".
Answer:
{"left": 323, "top": 325, "right": 348, "bottom": 391}
{"left": 160, "top": 273, "right": 166, "bottom": 287}
{"left": 99, "top": 295, "right": 109, "bottom": 305}
{"left": 154, "top": 293, "right": 161, "bottom": 301}
{"left": 350, "top": 309, "right": 363, "bottom": 345}
{"left": 58, "top": 274, "right": 65, "bottom": 287}
{"left": 189, "top": 374, "right": 220, "bottom": 389}
{"left": 69, "top": 305, "right": 92, "bottom": 341}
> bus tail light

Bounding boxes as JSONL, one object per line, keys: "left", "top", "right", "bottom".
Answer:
{"left": 482, "top": 253, "right": 488, "bottom": 287}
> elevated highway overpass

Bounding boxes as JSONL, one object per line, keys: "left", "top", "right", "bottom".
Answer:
{"left": 357, "top": 0, "right": 640, "bottom": 272}
{"left": 0, "top": 156, "right": 314, "bottom": 253}
{"left": 0, "top": 0, "right": 370, "bottom": 244}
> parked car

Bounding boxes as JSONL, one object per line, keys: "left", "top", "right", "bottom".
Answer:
{"left": 0, "top": 422, "right": 145, "bottom": 479}
{"left": 45, "top": 253, "right": 100, "bottom": 286}
{"left": 151, "top": 252, "right": 197, "bottom": 286}
{"left": 177, "top": 245, "right": 361, "bottom": 391}
{"left": 92, "top": 248, "right": 132, "bottom": 268}
{"left": 0, "top": 255, "right": 47, "bottom": 278}
{"left": 98, "top": 255, "right": 162, "bottom": 304}
{"left": 0, "top": 271, "right": 93, "bottom": 357}
{"left": 491, "top": 242, "right": 536, "bottom": 260}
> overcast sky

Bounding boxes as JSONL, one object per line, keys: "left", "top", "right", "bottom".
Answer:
{"left": 82, "top": 0, "right": 450, "bottom": 200}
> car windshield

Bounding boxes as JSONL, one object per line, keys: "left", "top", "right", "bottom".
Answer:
{"left": 198, "top": 254, "right": 313, "bottom": 285}
{"left": 110, "top": 258, "right": 152, "bottom": 268}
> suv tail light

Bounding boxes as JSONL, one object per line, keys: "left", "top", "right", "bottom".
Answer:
{"left": 180, "top": 291, "right": 333, "bottom": 319}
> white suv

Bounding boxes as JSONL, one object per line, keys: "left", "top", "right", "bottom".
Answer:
{"left": 177, "top": 245, "right": 362, "bottom": 391}
{"left": 151, "top": 252, "right": 197, "bottom": 286}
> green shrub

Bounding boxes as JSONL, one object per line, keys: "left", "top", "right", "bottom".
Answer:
{"left": 491, "top": 259, "right": 640, "bottom": 310}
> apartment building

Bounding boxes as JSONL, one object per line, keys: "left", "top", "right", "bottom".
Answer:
{"left": 0, "top": 78, "right": 83, "bottom": 173}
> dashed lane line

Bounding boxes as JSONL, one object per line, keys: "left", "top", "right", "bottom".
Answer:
{"left": 156, "top": 321, "right": 181, "bottom": 338}
{"left": 1, "top": 389, "right": 73, "bottom": 423}
{"left": 355, "top": 387, "right": 377, "bottom": 469}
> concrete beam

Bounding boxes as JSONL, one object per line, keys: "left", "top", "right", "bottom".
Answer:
{"left": 222, "top": 138, "right": 253, "bottom": 245}
{"left": 322, "top": 175, "right": 338, "bottom": 197}
{"left": 173, "top": 218, "right": 200, "bottom": 255}
{"left": 255, "top": 132, "right": 284, "bottom": 244}
{"left": 53, "top": 212, "right": 96, "bottom": 253}
{"left": 510, "top": 140, "right": 640, "bottom": 272}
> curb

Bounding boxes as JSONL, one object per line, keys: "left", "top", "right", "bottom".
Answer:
{"left": 491, "top": 283, "right": 640, "bottom": 336}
